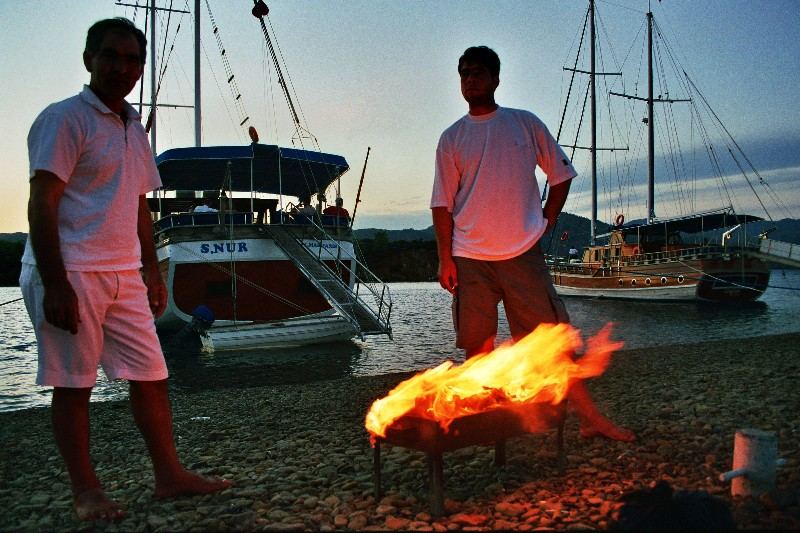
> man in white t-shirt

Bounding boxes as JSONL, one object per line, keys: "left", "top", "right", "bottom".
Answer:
{"left": 20, "top": 18, "right": 229, "bottom": 521}
{"left": 431, "top": 46, "right": 634, "bottom": 442}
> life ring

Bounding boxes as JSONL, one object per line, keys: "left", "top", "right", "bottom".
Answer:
{"left": 615, "top": 213, "right": 625, "bottom": 226}
{"left": 632, "top": 246, "right": 640, "bottom": 255}
{"left": 560, "top": 230, "right": 569, "bottom": 241}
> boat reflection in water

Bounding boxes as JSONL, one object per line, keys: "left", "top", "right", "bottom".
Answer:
{"left": 161, "top": 331, "right": 365, "bottom": 393}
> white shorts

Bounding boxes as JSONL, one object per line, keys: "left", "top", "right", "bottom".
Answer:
{"left": 20, "top": 264, "right": 168, "bottom": 388}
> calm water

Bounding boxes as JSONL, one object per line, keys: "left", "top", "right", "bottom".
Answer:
{"left": 1, "top": 269, "right": 799, "bottom": 412}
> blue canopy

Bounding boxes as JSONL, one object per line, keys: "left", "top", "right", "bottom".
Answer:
{"left": 155, "top": 143, "right": 349, "bottom": 197}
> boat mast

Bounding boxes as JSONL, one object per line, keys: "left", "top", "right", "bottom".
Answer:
{"left": 590, "top": 0, "right": 598, "bottom": 244}
{"left": 194, "top": 0, "right": 201, "bottom": 147}
{"left": 647, "top": 10, "right": 655, "bottom": 222}
{"left": 609, "top": 6, "right": 689, "bottom": 225}
{"left": 150, "top": 0, "right": 157, "bottom": 154}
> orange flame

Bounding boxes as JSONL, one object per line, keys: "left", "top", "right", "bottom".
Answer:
{"left": 365, "top": 323, "right": 621, "bottom": 439}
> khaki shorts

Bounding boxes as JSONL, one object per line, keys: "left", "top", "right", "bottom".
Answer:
{"left": 20, "top": 264, "right": 168, "bottom": 388}
{"left": 452, "top": 243, "right": 569, "bottom": 354}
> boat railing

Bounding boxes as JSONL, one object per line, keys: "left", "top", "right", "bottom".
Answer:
{"left": 624, "top": 244, "right": 749, "bottom": 264}
{"left": 153, "top": 212, "right": 253, "bottom": 237}
{"left": 549, "top": 243, "right": 757, "bottom": 273}
{"left": 280, "top": 218, "right": 393, "bottom": 337}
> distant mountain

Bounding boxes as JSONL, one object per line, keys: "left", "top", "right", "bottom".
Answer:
{"left": 0, "top": 233, "right": 27, "bottom": 243}
{"left": 353, "top": 227, "right": 434, "bottom": 242}
{"left": 354, "top": 214, "right": 800, "bottom": 248}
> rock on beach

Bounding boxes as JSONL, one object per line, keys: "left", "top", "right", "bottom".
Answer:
{"left": 1, "top": 333, "right": 799, "bottom": 530}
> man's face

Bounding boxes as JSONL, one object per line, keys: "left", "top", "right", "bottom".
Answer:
{"left": 459, "top": 61, "right": 499, "bottom": 105}
{"left": 83, "top": 30, "right": 143, "bottom": 103}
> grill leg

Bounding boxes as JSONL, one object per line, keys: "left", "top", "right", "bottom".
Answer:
{"left": 494, "top": 439, "right": 507, "bottom": 467}
{"left": 373, "top": 439, "right": 383, "bottom": 499}
{"left": 556, "top": 404, "right": 567, "bottom": 471}
{"left": 427, "top": 452, "right": 445, "bottom": 518}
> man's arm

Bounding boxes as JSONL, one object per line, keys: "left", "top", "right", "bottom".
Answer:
{"left": 138, "top": 195, "right": 167, "bottom": 318}
{"left": 28, "top": 171, "right": 80, "bottom": 334}
{"left": 542, "top": 179, "right": 572, "bottom": 233}
{"left": 431, "top": 206, "right": 457, "bottom": 294}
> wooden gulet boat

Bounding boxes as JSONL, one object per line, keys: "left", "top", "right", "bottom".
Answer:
{"left": 142, "top": 1, "right": 392, "bottom": 351}
{"left": 547, "top": 1, "right": 798, "bottom": 302}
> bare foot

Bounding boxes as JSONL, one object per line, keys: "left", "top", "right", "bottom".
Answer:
{"left": 580, "top": 422, "right": 636, "bottom": 442}
{"left": 74, "top": 488, "right": 125, "bottom": 521}
{"left": 154, "top": 469, "right": 231, "bottom": 499}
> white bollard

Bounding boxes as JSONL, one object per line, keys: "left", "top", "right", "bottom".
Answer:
{"left": 719, "top": 428, "right": 778, "bottom": 497}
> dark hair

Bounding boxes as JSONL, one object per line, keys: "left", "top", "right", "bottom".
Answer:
{"left": 612, "top": 481, "right": 736, "bottom": 531}
{"left": 458, "top": 46, "right": 500, "bottom": 77}
{"left": 86, "top": 18, "right": 147, "bottom": 64}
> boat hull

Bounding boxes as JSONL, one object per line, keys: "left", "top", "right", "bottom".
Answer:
{"left": 154, "top": 225, "right": 359, "bottom": 350}
{"left": 550, "top": 254, "right": 770, "bottom": 302}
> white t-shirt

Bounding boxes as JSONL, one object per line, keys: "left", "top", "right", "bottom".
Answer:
{"left": 431, "top": 106, "right": 576, "bottom": 261}
{"left": 23, "top": 86, "right": 162, "bottom": 271}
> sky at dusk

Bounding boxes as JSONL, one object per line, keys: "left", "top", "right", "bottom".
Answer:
{"left": 1, "top": 0, "right": 798, "bottom": 234}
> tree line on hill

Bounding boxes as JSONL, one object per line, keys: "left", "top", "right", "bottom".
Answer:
{"left": 1, "top": 215, "right": 798, "bottom": 285}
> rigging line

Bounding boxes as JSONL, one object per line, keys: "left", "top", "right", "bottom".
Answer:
{"left": 597, "top": 0, "right": 646, "bottom": 15}
{"left": 157, "top": 0, "right": 174, "bottom": 88}
{"left": 200, "top": 38, "right": 245, "bottom": 143}
{"left": 757, "top": 180, "right": 794, "bottom": 221}
{"left": 655, "top": 25, "right": 695, "bottom": 211}
{"left": 256, "top": 18, "right": 341, "bottom": 205}
{"left": 555, "top": 4, "right": 588, "bottom": 144}
{"left": 548, "top": 2, "right": 587, "bottom": 209}
{"left": 204, "top": 0, "right": 250, "bottom": 130}
{"left": 676, "top": 259, "right": 762, "bottom": 292}
{"left": 728, "top": 148, "right": 773, "bottom": 221}
{"left": 684, "top": 74, "right": 774, "bottom": 209}
{"left": 265, "top": 15, "right": 321, "bottom": 153}
{"left": 0, "top": 297, "right": 23, "bottom": 307}
{"left": 137, "top": 5, "right": 150, "bottom": 116}
{"left": 253, "top": 11, "right": 323, "bottom": 197}
{"left": 261, "top": 23, "right": 339, "bottom": 200}
{"left": 156, "top": 19, "right": 183, "bottom": 92}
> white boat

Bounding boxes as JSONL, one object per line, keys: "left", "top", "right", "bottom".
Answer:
{"left": 547, "top": 0, "right": 798, "bottom": 301}
{"left": 141, "top": 1, "right": 391, "bottom": 351}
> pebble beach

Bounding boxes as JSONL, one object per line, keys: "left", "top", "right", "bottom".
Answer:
{"left": 2, "top": 332, "right": 799, "bottom": 531}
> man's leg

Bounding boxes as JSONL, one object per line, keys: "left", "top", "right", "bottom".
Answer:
{"left": 453, "top": 257, "right": 502, "bottom": 358}
{"left": 52, "top": 387, "right": 125, "bottom": 521}
{"left": 129, "top": 379, "right": 230, "bottom": 498}
{"left": 567, "top": 381, "right": 635, "bottom": 442}
{"left": 499, "top": 246, "right": 635, "bottom": 442}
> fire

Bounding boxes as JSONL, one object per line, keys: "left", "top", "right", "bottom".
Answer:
{"left": 365, "top": 323, "right": 621, "bottom": 439}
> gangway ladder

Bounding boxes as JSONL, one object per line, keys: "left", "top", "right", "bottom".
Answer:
{"left": 746, "top": 238, "right": 800, "bottom": 268}
{"left": 266, "top": 225, "right": 392, "bottom": 338}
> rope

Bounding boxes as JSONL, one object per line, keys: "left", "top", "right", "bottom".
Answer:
{"left": 172, "top": 241, "right": 312, "bottom": 314}
{"left": 0, "top": 297, "right": 23, "bottom": 307}
{"left": 204, "top": 0, "right": 250, "bottom": 130}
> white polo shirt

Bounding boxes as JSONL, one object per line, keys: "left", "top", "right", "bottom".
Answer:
{"left": 23, "top": 86, "right": 162, "bottom": 271}
{"left": 431, "top": 106, "right": 577, "bottom": 261}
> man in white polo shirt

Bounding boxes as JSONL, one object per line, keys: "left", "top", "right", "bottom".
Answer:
{"left": 431, "top": 46, "right": 634, "bottom": 442}
{"left": 20, "top": 18, "right": 229, "bottom": 521}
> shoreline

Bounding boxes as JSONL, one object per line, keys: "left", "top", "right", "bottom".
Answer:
{"left": 2, "top": 332, "right": 799, "bottom": 530}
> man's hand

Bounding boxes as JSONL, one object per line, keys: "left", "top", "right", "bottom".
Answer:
{"left": 542, "top": 180, "right": 572, "bottom": 233}
{"left": 143, "top": 268, "right": 167, "bottom": 318}
{"left": 43, "top": 278, "right": 81, "bottom": 334}
{"left": 431, "top": 207, "right": 458, "bottom": 294}
{"left": 438, "top": 256, "right": 458, "bottom": 294}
